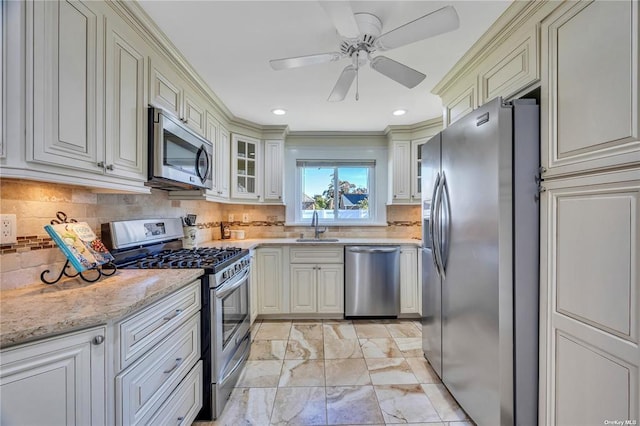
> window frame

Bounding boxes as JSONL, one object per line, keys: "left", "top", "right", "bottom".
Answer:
{"left": 295, "top": 160, "right": 376, "bottom": 225}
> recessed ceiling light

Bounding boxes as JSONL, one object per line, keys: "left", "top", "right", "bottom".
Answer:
{"left": 393, "top": 109, "right": 407, "bottom": 116}
{"left": 272, "top": 108, "right": 287, "bottom": 115}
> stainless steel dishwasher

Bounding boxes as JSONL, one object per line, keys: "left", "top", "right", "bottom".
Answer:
{"left": 344, "top": 246, "right": 401, "bottom": 317}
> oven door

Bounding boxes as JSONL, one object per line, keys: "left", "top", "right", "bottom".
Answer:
{"left": 212, "top": 267, "right": 250, "bottom": 379}
{"left": 150, "top": 108, "right": 212, "bottom": 189}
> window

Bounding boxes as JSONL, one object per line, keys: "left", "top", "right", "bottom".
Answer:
{"left": 296, "top": 160, "right": 375, "bottom": 224}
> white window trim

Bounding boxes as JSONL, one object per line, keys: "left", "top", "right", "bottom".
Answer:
{"left": 284, "top": 140, "right": 388, "bottom": 227}
{"left": 294, "top": 161, "right": 376, "bottom": 225}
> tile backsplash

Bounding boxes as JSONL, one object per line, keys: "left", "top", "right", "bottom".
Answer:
{"left": 0, "top": 179, "right": 419, "bottom": 290}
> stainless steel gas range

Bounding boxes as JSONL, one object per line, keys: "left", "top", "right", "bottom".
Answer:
{"left": 102, "top": 218, "right": 251, "bottom": 420}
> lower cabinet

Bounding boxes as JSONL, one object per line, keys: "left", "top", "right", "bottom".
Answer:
{"left": 0, "top": 326, "right": 107, "bottom": 426}
{"left": 255, "top": 247, "right": 286, "bottom": 314}
{"left": 249, "top": 249, "right": 258, "bottom": 324}
{"left": 114, "top": 280, "right": 202, "bottom": 426}
{"left": 290, "top": 263, "right": 344, "bottom": 314}
{"left": 400, "top": 247, "right": 421, "bottom": 315}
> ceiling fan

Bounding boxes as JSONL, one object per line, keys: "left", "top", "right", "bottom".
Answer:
{"left": 269, "top": 2, "right": 460, "bottom": 102}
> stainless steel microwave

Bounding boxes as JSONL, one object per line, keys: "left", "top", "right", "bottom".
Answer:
{"left": 147, "top": 107, "right": 213, "bottom": 190}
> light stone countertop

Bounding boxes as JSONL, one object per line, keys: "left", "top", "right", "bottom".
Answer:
{"left": 0, "top": 269, "right": 204, "bottom": 349}
{"left": 200, "top": 237, "right": 422, "bottom": 250}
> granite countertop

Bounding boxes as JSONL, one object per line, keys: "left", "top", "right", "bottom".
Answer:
{"left": 0, "top": 269, "right": 204, "bottom": 349}
{"left": 200, "top": 237, "right": 422, "bottom": 250}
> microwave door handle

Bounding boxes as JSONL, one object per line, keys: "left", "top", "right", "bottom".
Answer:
{"left": 196, "top": 145, "right": 210, "bottom": 183}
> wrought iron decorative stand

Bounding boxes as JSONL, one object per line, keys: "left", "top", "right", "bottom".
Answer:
{"left": 40, "top": 211, "right": 118, "bottom": 285}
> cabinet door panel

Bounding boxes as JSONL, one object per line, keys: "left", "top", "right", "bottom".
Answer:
{"left": 541, "top": 170, "right": 640, "bottom": 425}
{"left": 445, "top": 80, "right": 476, "bottom": 126}
{"left": 400, "top": 248, "right": 419, "bottom": 314}
{"left": 0, "top": 327, "right": 106, "bottom": 426}
{"left": 391, "top": 141, "right": 411, "bottom": 202}
{"left": 184, "top": 91, "right": 206, "bottom": 137}
{"left": 218, "top": 125, "right": 231, "bottom": 198}
{"left": 149, "top": 60, "right": 181, "bottom": 118}
{"left": 31, "top": 0, "right": 103, "bottom": 171}
{"left": 105, "top": 19, "right": 146, "bottom": 180}
{"left": 290, "top": 265, "right": 316, "bottom": 313}
{"left": 542, "top": 0, "right": 640, "bottom": 176}
{"left": 257, "top": 248, "right": 284, "bottom": 314}
{"left": 317, "top": 264, "right": 344, "bottom": 313}
{"left": 264, "top": 139, "right": 284, "bottom": 201}
{"left": 555, "top": 333, "right": 632, "bottom": 425}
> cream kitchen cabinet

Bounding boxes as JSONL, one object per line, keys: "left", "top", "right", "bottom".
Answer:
{"left": 541, "top": 0, "right": 640, "bottom": 179}
{"left": 289, "top": 247, "right": 344, "bottom": 314}
{"left": 149, "top": 57, "right": 208, "bottom": 138}
{"left": 389, "top": 138, "right": 431, "bottom": 204}
{"left": 256, "top": 247, "right": 288, "bottom": 314}
{"left": 249, "top": 249, "right": 258, "bottom": 324}
{"left": 389, "top": 140, "right": 411, "bottom": 203}
{"left": 539, "top": 168, "right": 640, "bottom": 425}
{"left": 231, "top": 133, "right": 262, "bottom": 201}
{"left": 115, "top": 280, "right": 202, "bottom": 426}
{"left": 263, "top": 139, "right": 284, "bottom": 202}
{"left": 24, "top": 0, "right": 149, "bottom": 190}
{"left": 0, "top": 326, "right": 106, "bottom": 426}
{"left": 399, "top": 246, "right": 421, "bottom": 315}
{"left": 205, "top": 112, "right": 230, "bottom": 200}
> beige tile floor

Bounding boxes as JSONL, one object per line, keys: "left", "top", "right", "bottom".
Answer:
{"left": 196, "top": 319, "right": 474, "bottom": 426}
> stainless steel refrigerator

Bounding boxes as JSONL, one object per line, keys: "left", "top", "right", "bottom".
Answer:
{"left": 421, "top": 97, "right": 539, "bottom": 426}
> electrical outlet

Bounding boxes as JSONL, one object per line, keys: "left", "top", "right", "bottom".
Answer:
{"left": 242, "top": 213, "right": 249, "bottom": 223}
{"left": 0, "top": 214, "right": 17, "bottom": 244}
{"left": 228, "top": 214, "right": 234, "bottom": 222}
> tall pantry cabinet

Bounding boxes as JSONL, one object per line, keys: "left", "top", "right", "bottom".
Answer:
{"left": 539, "top": 1, "right": 639, "bottom": 424}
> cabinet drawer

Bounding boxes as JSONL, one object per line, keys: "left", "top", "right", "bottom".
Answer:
{"left": 290, "top": 247, "right": 343, "bottom": 264}
{"left": 117, "top": 280, "right": 200, "bottom": 369}
{"left": 144, "top": 361, "right": 203, "bottom": 426}
{"left": 116, "top": 313, "right": 200, "bottom": 426}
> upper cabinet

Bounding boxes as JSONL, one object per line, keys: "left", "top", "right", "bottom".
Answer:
{"left": 231, "top": 134, "right": 262, "bottom": 201}
{"left": 541, "top": 0, "right": 640, "bottom": 178}
{"left": 15, "top": 0, "right": 149, "bottom": 191}
{"left": 433, "top": 2, "right": 554, "bottom": 127}
{"left": 263, "top": 139, "right": 284, "bottom": 202}
{"left": 387, "top": 121, "right": 440, "bottom": 204}
{"left": 205, "top": 113, "right": 230, "bottom": 200}
{"left": 149, "top": 57, "right": 207, "bottom": 138}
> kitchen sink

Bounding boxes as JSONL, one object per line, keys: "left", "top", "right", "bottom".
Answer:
{"left": 295, "top": 238, "right": 340, "bottom": 242}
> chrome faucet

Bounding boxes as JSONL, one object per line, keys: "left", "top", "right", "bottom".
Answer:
{"left": 311, "top": 210, "right": 327, "bottom": 240}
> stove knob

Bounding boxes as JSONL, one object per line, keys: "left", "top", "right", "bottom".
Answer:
{"left": 222, "top": 271, "right": 228, "bottom": 280}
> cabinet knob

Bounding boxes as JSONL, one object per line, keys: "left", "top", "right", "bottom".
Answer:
{"left": 393, "top": 194, "right": 397, "bottom": 198}
{"left": 177, "top": 417, "right": 185, "bottom": 426}
{"left": 105, "top": 164, "right": 114, "bottom": 171}
{"left": 278, "top": 196, "right": 282, "bottom": 199}
{"left": 92, "top": 335, "right": 105, "bottom": 345}
{"left": 97, "top": 161, "right": 105, "bottom": 169}
{"left": 257, "top": 195, "right": 260, "bottom": 199}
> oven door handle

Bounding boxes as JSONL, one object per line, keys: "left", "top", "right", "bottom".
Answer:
{"left": 215, "top": 268, "right": 250, "bottom": 299}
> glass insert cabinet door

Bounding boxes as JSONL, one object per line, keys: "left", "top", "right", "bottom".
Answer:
{"left": 231, "top": 134, "right": 262, "bottom": 200}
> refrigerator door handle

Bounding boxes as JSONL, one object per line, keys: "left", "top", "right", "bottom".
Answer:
{"left": 433, "top": 174, "right": 446, "bottom": 279}
{"left": 439, "top": 172, "right": 450, "bottom": 276}
{"left": 429, "top": 173, "right": 441, "bottom": 274}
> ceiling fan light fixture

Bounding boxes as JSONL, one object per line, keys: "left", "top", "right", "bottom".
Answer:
{"left": 393, "top": 109, "right": 407, "bottom": 116}
{"left": 272, "top": 108, "right": 287, "bottom": 115}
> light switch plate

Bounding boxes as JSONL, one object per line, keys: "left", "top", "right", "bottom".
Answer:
{"left": 242, "top": 213, "right": 249, "bottom": 223}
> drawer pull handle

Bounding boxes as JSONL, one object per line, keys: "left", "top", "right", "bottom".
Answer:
{"left": 177, "top": 416, "right": 185, "bottom": 425}
{"left": 164, "top": 357, "right": 183, "bottom": 374}
{"left": 163, "top": 309, "right": 183, "bottom": 321}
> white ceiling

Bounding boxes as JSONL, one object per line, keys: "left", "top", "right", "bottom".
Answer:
{"left": 138, "top": 1, "right": 511, "bottom": 132}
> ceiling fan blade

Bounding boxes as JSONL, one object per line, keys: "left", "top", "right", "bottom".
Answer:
{"left": 328, "top": 65, "right": 356, "bottom": 102}
{"left": 319, "top": 1, "right": 360, "bottom": 39}
{"left": 370, "top": 56, "right": 426, "bottom": 89}
{"left": 375, "top": 6, "right": 460, "bottom": 51}
{"left": 269, "top": 52, "right": 343, "bottom": 70}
